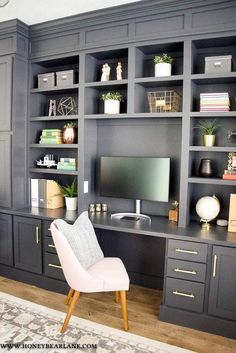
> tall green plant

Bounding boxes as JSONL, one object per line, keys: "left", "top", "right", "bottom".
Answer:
{"left": 60, "top": 179, "right": 78, "bottom": 198}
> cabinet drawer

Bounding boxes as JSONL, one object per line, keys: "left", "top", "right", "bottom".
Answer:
{"left": 168, "top": 239, "right": 208, "bottom": 263}
{"left": 44, "top": 236, "right": 57, "bottom": 254}
{"left": 43, "top": 221, "right": 53, "bottom": 237}
{"left": 166, "top": 259, "right": 206, "bottom": 283}
{"left": 44, "top": 252, "right": 65, "bottom": 281}
{"left": 165, "top": 277, "right": 205, "bottom": 313}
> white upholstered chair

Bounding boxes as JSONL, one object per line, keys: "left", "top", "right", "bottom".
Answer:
{"left": 50, "top": 218, "right": 129, "bottom": 333}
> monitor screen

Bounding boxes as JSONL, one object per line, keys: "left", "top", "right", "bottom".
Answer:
{"left": 99, "top": 156, "right": 170, "bottom": 202}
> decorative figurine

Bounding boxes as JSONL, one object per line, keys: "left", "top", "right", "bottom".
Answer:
{"left": 57, "top": 97, "right": 78, "bottom": 116}
{"left": 36, "top": 154, "right": 57, "bottom": 168}
{"left": 48, "top": 99, "right": 56, "bottom": 116}
{"left": 116, "top": 61, "right": 122, "bottom": 80}
{"left": 168, "top": 200, "right": 179, "bottom": 223}
{"left": 101, "top": 63, "right": 110, "bottom": 81}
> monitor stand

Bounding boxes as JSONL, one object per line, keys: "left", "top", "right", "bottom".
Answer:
{"left": 111, "top": 200, "right": 151, "bottom": 223}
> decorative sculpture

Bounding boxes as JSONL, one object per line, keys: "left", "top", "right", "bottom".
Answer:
{"left": 116, "top": 62, "right": 122, "bottom": 80}
{"left": 57, "top": 97, "right": 78, "bottom": 116}
{"left": 48, "top": 99, "right": 56, "bottom": 116}
{"left": 101, "top": 63, "right": 111, "bottom": 81}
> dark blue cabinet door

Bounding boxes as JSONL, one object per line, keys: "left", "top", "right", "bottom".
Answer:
{"left": 208, "top": 246, "right": 236, "bottom": 321}
{"left": 0, "top": 213, "right": 13, "bottom": 266}
{"left": 14, "top": 216, "right": 42, "bottom": 274}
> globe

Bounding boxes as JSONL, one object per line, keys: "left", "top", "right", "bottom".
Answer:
{"left": 196, "top": 195, "right": 220, "bottom": 223}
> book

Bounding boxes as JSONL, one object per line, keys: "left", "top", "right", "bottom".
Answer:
{"left": 222, "top": 174, "right": 236, "bottom": 180}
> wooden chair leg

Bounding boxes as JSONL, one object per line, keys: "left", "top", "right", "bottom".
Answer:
{"left": 120, "top": 290, "right": 129, "bottom": 331}
{"left": 61, "top": 291, "right": 80, "bottom": 333}
{"left": 64, "top": 288, "right": 75, "bottom": 305}
{"left": 115, "top": 290, "right": 120, "bottom": 303}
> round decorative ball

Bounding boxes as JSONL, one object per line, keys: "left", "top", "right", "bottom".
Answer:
{"left": 196, "top": 195, "right": 220, "bottom": 222}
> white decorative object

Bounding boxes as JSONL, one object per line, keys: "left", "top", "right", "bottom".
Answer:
{"left": 48, "top": 99, "right": 56, "bottom": 116}
{"left": 116, "top": 62, "right": 122, "bottom": 80}
{"left": 104, "top": 99, "right": 120, "bottom": 114}
{"left": 65, "top": 197, "right": 77, "bottom": 211}
{"left": 196, "top": 195, "right": 220, "bottom": 228}
{"left": 217, "top": 219, "right": 228, "bottom": 227}
{"left": 155, "top": 63, "right": 172, "bottom": 77}
{"left": 101, "top": 63, "right": 111, "bottom": 81}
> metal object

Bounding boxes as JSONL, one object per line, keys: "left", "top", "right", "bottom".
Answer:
{"left": 35, "top": 226, "right": 40, "bottom": 244}
{"left": 174, "top": 268, "right": 197, "bottom": 275}
{"left": 175, "top": 248, "right": 198, "bottom": 255}
{"left": 102, "top": 203, "right": 108, "bottom": 212}
{"left": 212, "top": 255, "right": 217, "bottom": 277}
{"left": 89, "top": 204, "right": 95, "bottom": 213}
{"left": 203, "top": 135, "right": 216, "bottom": 147}
{"left": 96, "top": 203, "right": 101, "bottom": 212}
{"left": 48, "top": 264, "right": 62, "bottom": 269}
{"left": 173, "top": 290, "right": 195, "bottom": 298}
{"left": 198, "top": 159, "right": 214, "bottom": 177}
{"left": 48, "top": 244, "right": 56, "bottom": 248}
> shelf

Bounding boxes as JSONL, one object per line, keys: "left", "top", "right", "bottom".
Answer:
{"left": 30, "top": 115, "right": 78, "bottom": 122}
{"left": 190, "top": 112, "right": 236, "bottom": 117}
{"left": 188, "top": 177, "right": 236, "bottom": 186}
{"left": 29, "top": 168, "right": 78, "bottom": 175}
{"left": 135, "top": 75, "right": 183, "bottom": 86}
{"left": 30, "top": 84, "right": 79, "bottom": 94}
{"left": 191, "top": 72, "right": 236, "bottom": 84}
{"left": 189, "top": 146, "right": 236, "bottom": 152}
{"left": 84, "top": 112, "right": 183, "bottom": 120}
{"left": 30, "top": 144, "right": 78, "bottom": 148}
{"left": 85, "top": 79, "right": 128, "bottom": 87}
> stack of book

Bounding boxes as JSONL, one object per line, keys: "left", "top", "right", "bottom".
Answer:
{"left": 39, "top": 129, "right": 63, "bottom": 144}
{"left": 200, "top": 92, "right": 230, "bottom": 112}
{"left": 57, "top": 158, "right": 76, "bottom": 171}
{"left": 223, "top": 170, "right": 236, "bottom": 180}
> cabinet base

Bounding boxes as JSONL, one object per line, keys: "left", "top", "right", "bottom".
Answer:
{"left": 160, "top": 304, "right": 236, "bottom": 339}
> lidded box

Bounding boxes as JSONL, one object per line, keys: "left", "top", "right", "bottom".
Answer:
{"left": 56, "top": 70, "right": 75, "bottom": 87}
{"left": 205, "top": 55, "right": 232, "bottom": 74}
{"left": 38, "top": 72, "right": 55, "bottom": 89}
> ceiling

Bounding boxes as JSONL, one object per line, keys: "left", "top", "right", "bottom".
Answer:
{"left": 0, "top": 0, "right": 141, "bottom": 25}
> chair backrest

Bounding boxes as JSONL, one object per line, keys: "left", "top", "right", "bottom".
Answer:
{"left": 50, "top": 221, "right": 104, "bottom": 292}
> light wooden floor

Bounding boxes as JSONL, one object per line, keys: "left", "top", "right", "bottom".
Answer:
{"left": 0, "top": 276, "right": 235, "bottom": 353}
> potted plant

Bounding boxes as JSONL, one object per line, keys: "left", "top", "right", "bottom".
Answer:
{"left": 194, "top": 119, "right": 220, "bottom": 146}
{"left": 100, "top": 92, "right": 123, "bottom": 114}
{"left": 63, "top": 121, "right": 77, "bottom": 144}
{"left": 154, "top": 53, "right": 173, "bottom": 77}
{"left": 60, "top": 178, "right": 78, "bottom": 211}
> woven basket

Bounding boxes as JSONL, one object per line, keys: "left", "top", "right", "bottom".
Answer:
{"left": 147, "top": 90, "right": 181, "bottom": 113}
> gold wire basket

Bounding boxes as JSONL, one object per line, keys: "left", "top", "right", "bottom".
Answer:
{"left": 147, "top": 90, "right": 181, "bottom": 113}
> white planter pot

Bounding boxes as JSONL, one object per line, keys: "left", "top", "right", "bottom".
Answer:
{"left": 104, "top": 99, "right": 120, "bottom": 114}
{"left": 65, "top": 197, "right": 77, "bottom": 211}
{"left": 155, "top": 63, "right": 171, "bottom": 77}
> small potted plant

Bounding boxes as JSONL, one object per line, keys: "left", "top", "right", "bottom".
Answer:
{"left": 194, "top": 119, "right": 220, "bottom": 146}
{"left": 154, "top": 53, "right": 173, "bottom": 77}
{"left": 100, "top": 92, "right": 123, "bottom": 114}
{"left": 60, "top": 178, "right": 78, "bottom": 211}
{"left": 63, "top": 121, "right": 77, "bottom": 144}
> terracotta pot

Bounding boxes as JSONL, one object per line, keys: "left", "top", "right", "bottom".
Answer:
{"left": 63, "top": 127, "right": 77, "bottom": 144}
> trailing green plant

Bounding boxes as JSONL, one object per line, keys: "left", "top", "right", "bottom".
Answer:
{"left": 154, "top": 53, "right": 173, "bottom": 64}
{"left": 64, "top": 121, "right": 77, "bottom": 129}
{"left": 60, "top": 178, "right": 78, "bottom": 198}
{"left": 194, "top": 119, "right": 221, "bottom": 135}
{"left": 100, "top": 92, "right": 123, "bottom": 101}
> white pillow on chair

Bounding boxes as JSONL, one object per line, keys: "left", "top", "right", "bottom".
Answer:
{"left": 55, "top": 211, "right": 104, "bottom": 269}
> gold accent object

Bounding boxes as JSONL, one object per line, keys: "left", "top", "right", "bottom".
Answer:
{"left": 48, "top": 244, "right": 56, "bottom": 248}
{"left": 35, "top": 226, "right": 40, "bottom": 244}
{"left": 174, "top": 268, "right": 197, "bottom": 275}
{"left": 203, "top": 134, "right": 216, "bottom": 147}
{"left": 173, "top": 290, "right": 195, "bottom": 299}
{"left": 148, "top": 90, "right": 181, "bottom": 113}
{"left": 175, "top": 248, "right": 198, "bottom": 255}
{"left": 48, "top": 264, "right": 62, "bottom": 269}
{"left": 212, "top": 255, "right": 217, "bottom": 277}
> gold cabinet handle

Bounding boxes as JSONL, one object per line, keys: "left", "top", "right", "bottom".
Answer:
{"left": 173, "top": 290, "right": 195, "bottom": 299}
{"left": 35, "top": 226, "right": 40, "bottom": 244}
{"left": 48, "top": 244, "right": 56, "bottom": 248}
{"left": 175, "top": 248, "right": 198, "bottom": 255}
{"left": 48, "top": 263, "right": 62, "bottom": 269}
{"left": 174, "top": 268, "right": 197, "bottom": 275}
{"left": 212, "top": 255, "right": 217, "bottom": 278}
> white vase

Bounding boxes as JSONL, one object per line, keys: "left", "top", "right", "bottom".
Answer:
{"left": 155, "top": 63, "right": 171, "bottom": 77}
{"left": 65, "top": 197, "right": 77, "bottom": 211}
{"left": 104, "top": 99, "right": 120, "bottom": 114}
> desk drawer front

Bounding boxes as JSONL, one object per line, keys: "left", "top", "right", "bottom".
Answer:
{"left": 165, "top": 277, "right": 205, "bottom": 313}
{"left": 43, "top": 221, "right": 52, "bottom": 237}
{"left": 44, "top": 253, "right": 65, "bottom": 281}
{"left": 166, "top": 259, "right": 206, "bottom": 283}
{"left": 44, "top": 236, "right": 57, "bottom": 254}
{"left": 168, "top": 240, "right": 208, "bottom": 263}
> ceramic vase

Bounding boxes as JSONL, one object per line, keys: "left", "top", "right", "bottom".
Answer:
{"left": 155, "top": 63, "right": 171, "bottom": 77}
{"left": 65, "top": 197, "right": 77, "bottom": 211}
{"left": 104, "top": 99, "right": 120, "bottom": 114}
{"left": 63, "top": 128, "right": 77, "bottom": 144}
{"left": 203, "top": 134, "right": 215, "bottom": 147}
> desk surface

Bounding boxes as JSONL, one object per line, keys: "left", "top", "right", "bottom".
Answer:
{"left": 1, "top": 207, "right": 236, "bottom": 247}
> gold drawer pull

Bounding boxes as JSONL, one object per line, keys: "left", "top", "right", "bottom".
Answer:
{"left": 173, "top": 290, "right": 195, "bottom": 299}
{"left": 48, "top": 244, "right": 56, "bottom": 248}
{"left": 212, "top": 255, "right": 217, "bottom": 278}
{"left": 174, "top": 268, "right": 197, "bottom": 275}
{"left": 48, "top": 263, "right": 62, "bottom": 269}
{"left": 35, "top": 226, "right": 40, "bottom": 244}
{"left": 175, "top": 248, "right": 198, "bottom": 255}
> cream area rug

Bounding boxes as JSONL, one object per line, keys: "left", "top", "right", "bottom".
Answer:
{"left": 0, "top": 291, "right": 195, "bottom": 353}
